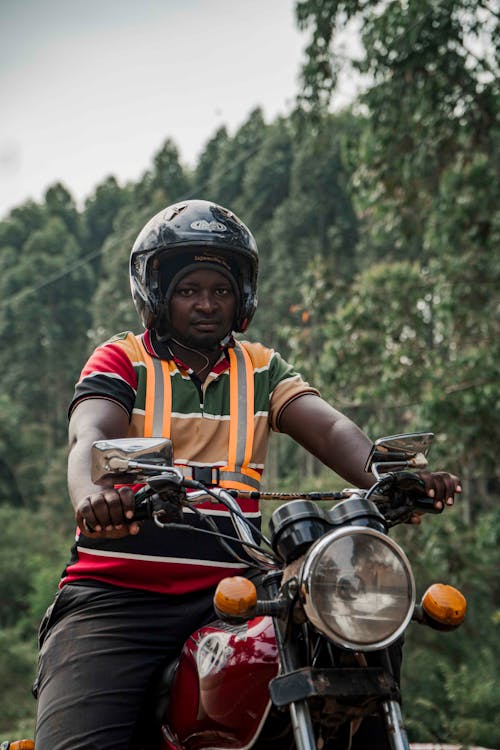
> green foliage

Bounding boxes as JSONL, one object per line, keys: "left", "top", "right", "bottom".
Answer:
{"left": 83, "top": 175, "right": 127, "bottom": 254}
{"left": 396, "top": 508, "right": 500, "bottom": 744}
{"left": 203, "top": 108, "right": 267, "bottom": 211}
{"left": 0, "top": 506, "right": 65, "bottom": 632}
{"left": 0, "top": 626, "right": 37, "bottom": 737}
{"left": 0, "top": 506, "right": 68, "bottom": 737}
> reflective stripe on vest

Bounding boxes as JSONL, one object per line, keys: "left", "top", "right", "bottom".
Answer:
{"left": 139, "top": 339, "right": 260, "bottom": 491}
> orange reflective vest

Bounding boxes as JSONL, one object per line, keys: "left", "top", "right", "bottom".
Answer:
{"left": 139, "top": 338, "right": 261, "bottom": 492}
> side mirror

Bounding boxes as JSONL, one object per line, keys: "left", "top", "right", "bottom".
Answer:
{"left": 91, "top": 437, "right": 173, "bottom": 484}
{"left": 365, "top": 432, "right": 434, "bottom": 479}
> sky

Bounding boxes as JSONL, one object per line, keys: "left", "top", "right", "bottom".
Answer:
{"left": 0, "top": 0, "right": 316, "bottom": 220}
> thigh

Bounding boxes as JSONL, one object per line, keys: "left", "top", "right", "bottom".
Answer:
{"left": 35, "top": 584, "right": 216, "bottom": 750}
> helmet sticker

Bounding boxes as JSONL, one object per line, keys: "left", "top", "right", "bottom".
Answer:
{"left": 190, "top": 219, "right": 227, "bottom": 232}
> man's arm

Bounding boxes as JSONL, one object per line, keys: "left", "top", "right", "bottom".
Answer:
{"left": 278, "top": 394, "right": 373, "bottom": 489}
{"left": 68, "top": 398, "right": 139, "bottom": 538}
{"left": 279, "top": 394, "right": 461, "bottom": 511}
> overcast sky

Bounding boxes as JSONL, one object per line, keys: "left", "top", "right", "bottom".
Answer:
{"left": 0, "top": 0, "right": 318, "bottom": 219}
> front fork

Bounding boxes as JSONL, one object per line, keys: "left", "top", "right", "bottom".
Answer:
{"left": 264, "top": 574, "right": 410, "bottom": 750}
{"left": 381, "top": 699, "right": 410, "bottom": 750}
{"left": 283, "top": 692, "right": 410, "bottom": 750}
{"left": 265, "top": 574, "right": 317, "bottom": 750}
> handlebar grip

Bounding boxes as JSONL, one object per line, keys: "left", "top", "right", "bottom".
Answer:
{"left": 411, "top": 495, "right": 444, "bottom": 514}
{"left": 392, "top": 473, "right": 444, "bottom": 517}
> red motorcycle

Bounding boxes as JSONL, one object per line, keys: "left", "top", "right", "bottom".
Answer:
{"left": 6, "top": 433, "right": 466, "bottom": 750}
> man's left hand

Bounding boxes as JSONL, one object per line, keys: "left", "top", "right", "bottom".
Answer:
{"left": 409, "top": 471, "right": 461, "bottom": 524}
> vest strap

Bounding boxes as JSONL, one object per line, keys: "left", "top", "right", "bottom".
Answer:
{"left": 143, "top": 353, "right": 171, "bottom": 438}
{"left": 180, "top": 465, "right": 261, "bottom": 491}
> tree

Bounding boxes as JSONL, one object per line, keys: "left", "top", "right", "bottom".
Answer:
{"left": 0, "top": 209, "right": 93, "bottom": 501}
{"left": 89, "top": 202, "right": 151, "bottom": 344}
{"left": 150, "top": 138, "right": 191, "bottom": 200}
{"left": 83, "top": 175, "right": 127, "bottom": 255}
{"left": 295, "top": 0, "right": 499, "bottom": 261}
{"left": 295, "top": 0, "right": 499, "bottom": 493}
{"left": 252, "top": 112, "right": 360, "bottom": 354}
{"left": 193, "top": 126, "right": 229, "bottom": 194}
{"left": 45, "top": 183, "right": 81, "bottom": 240}
{"left": 135, "top": 138, "right": 191, "bottom": 210}
{"left": 239, "top": 117, "right": 294, "bottom": 228}
{"left": 203, "top": 108, "right": 266, "bottom": 210}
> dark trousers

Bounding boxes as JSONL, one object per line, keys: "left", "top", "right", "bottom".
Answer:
{"left": 34, "top": 583, "right": 216, "bottom": 750}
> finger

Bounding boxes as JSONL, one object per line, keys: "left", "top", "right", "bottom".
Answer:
{"left": 77, "top": 513, "right": 138, "bottom": 539}
{"left": 101, "top": 488, "right": 128, "bottom": 529}
{"left": 97, "top": 525, "right": 138, "bottom": 539}
{"left": 82, "top": 518, "right": 95, "bottom": 534}
{"left": 442, "top": 474, "right": 461, "bottom": 505}
{"left": 430, "top": 472, "right": 461, "bottom": 506}
{"left": 76, "top": 497, "right": 103, "bottom": 534}
{"left": 89, "top": 490, "right": 116, "bottom": 529}
{"left": 118, "top": 486, "right": 136, "bottom": 521}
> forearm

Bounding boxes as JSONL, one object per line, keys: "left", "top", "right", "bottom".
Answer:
{"left": 67, "top": 399, "right": 130, "bottom": 512}
{"left": 313, "top": 415, "right": 373, "bottom": 488}
{"left": 68, "top": 425, "right": 110, "bottom": 513}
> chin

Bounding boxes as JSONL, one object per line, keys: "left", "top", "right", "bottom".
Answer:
{"left": 183, "top": 332, "right": 225, "bottom": 350}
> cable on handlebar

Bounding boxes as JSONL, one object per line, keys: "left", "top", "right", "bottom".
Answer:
{"left": 186, "top": 483, "right": 274, "bottom": 550}
{"left": 158, "top": 504, "right": 277, "bottom": 570}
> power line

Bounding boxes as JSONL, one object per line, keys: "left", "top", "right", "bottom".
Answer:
{"left": 0, "top": 247, "right": 102, "bottom": 311}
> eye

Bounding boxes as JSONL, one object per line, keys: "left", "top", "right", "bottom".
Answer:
{"left": 216, "top": 287, "right": 233, "bottom": 297}
{"left": 175, "top": 287, "right": 195, "bottom": 297}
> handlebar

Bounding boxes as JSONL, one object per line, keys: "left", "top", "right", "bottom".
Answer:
{"left": 129, "top": 465, "right": 445, "bottom": 567}
{"left": 134, "top": 481, "right": 277, "bottom": 568}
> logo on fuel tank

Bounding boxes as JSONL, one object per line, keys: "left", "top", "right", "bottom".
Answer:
{"left": 196, "top": 632, "right": 234, "bottom": 677}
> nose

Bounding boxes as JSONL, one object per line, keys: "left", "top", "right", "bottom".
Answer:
{"left": 194, "top": 290, "right": 218, "bottom": 313}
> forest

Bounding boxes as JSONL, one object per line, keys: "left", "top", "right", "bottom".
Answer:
{"left": 0, "top": 1, "right": 498, "bottom": 745}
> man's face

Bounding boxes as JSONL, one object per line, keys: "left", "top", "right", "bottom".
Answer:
{"left": 169, "top": 268, "right": 237, "bottom": 349}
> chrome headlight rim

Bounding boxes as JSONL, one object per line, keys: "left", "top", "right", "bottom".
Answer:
{"left": 300, "top": 526, "right": 416, "bottom": 651}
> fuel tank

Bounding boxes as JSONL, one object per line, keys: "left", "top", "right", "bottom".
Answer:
{"left": 163, "top": 615, "right": 279, "bottom": 750}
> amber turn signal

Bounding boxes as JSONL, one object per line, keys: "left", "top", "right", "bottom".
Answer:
{"left": 214, "top": 576, "right": 257, "bottom": 618}
{"left": 422, "top": 583, "right": 467, "bottom": 630}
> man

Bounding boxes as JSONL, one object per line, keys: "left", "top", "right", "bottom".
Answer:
{"left": 34, "top": 199, "right": 460, "bottom": 749}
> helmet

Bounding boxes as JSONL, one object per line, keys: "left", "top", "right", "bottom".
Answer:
{"left": 130, "top": 199, "right": 259, "bottom": 336}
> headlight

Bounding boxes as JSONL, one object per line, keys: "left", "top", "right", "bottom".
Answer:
{"left": 300, "top": 527, "right": 415, "bottom": 650}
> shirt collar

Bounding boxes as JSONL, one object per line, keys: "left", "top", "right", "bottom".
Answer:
{"left": 142, "top": 329, "right": 234, "bottom": 375}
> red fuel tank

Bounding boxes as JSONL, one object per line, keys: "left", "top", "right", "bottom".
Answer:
{"left": 163, "top": 616, "right": 279, "bottom": 750}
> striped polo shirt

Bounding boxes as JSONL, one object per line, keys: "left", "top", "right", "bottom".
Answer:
{"left": 61, "top": 330, "right": 319, "bottom": 594}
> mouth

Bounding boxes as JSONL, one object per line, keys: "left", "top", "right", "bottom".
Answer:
{"left": 192, "top": 319, "right": 220, "bottom": 331}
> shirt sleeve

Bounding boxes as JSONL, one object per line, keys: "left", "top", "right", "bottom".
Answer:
{"left": 68, "top": 334, "right": 139, "bottom": 419}
{"left": 267, "top": 350, "right": 320, "bottom": 432}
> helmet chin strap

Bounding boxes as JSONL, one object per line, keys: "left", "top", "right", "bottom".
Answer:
{"left": 219, "top": 332, "right": 233, "bottom": 348}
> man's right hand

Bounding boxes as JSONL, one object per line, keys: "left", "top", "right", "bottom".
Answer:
{"left": 76, "top": 486, "right": 140, "bottom": 539}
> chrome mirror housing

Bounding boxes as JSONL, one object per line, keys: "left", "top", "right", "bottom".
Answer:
{"left": 91, "top": 437, "right": 173, "bottom": 484}
{"left": 365, "top": 433, "right": 434, "bottom": 479}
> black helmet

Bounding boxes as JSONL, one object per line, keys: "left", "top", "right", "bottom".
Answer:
{"left": 130, "top": 199, "right": 259, "bottom": 336}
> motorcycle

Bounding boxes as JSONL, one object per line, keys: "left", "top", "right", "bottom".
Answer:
{"left": 5, "top": 432, "right": 466, "bottom": 750}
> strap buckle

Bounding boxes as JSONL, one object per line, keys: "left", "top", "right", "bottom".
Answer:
{"left": 191, "top": 466, "right": 221, "bottom": 486}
